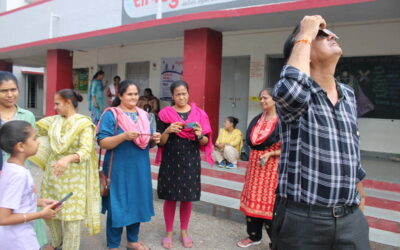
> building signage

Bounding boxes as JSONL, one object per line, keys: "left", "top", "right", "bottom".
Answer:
{"left": 124, "top": 0, "right": 234, "bottom": 18}
{"left": 122, "top": 0, "right": 295, "bottom": 23}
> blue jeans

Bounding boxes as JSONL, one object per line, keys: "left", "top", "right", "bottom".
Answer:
{"left": 106, "top": 211, "right": 141, "bottom": 248}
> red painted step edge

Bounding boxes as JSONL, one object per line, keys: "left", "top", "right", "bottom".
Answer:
{"left": 151, "top": 161, "right": 245, "bottom": 182}
{"left": 363, "top": 179, "right": 400, "bottom": 193}
{"left": 365, "top": 196, "right": 400, "bottom": 212}
{"left": 366, "top": 216, "right": 400, "bottom": 234}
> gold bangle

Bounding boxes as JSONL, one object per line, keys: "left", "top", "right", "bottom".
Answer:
{"left": 295, "top": 39, "right": 311, "bottom": 45}
{"left": 23, "top": 214, "right": 27, "bottom": 223}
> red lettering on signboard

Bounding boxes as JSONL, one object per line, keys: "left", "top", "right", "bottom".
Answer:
{"left": 169, "top": 0, "right": 179, "bottom": 8}
{"left": 132, "top": 0, "right": 178, "bottom": 9}
{"left": 133, "top": 0, "right": 151, "bottom": 7}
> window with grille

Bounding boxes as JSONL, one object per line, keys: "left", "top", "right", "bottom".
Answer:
{"left": 27, "top": 74, "right": 37, "bottom": 109}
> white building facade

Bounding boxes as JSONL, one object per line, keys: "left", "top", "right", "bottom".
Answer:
{"left": 0, "top": 0, "right": 399, "bottom": 155}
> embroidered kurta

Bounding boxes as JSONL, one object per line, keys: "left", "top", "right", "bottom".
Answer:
{"left": 240, "top": 115, "right": 281, "bottom": 220}
{"left": 30, "top": 114, "right": 101, "bottom": 235}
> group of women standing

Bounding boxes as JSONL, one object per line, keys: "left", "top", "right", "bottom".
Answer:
{"left": 97, "top": 79, "right": 213, "bottom": 249}
{"left": 0, "top": 68, "right": 281, "bottom": 250}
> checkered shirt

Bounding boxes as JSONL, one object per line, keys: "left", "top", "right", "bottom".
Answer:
{"left": 273, "top": 65, "right": 366, "bottom": 207}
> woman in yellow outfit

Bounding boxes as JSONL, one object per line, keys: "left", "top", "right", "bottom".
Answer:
{"left": 212, "top": 116, "right": 243, "bottom": 169}
{"left": 30, "top": 89, "right": 101, "bottom": 250}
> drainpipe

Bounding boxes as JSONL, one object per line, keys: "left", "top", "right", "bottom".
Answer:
{"left": 156, "top": 0, "right": 162, "bottom": 19}
{"left": 49, "top": 12, "right": 60, "bottom": 38}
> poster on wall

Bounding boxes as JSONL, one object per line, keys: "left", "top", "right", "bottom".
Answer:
{"left": 73, "top": 68, "right": 89, "bottom": 93}
{"left": 160, "top": 58, "right": 183, "bottom": 101}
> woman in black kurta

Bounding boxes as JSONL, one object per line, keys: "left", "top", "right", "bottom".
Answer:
{"left": 156, "top": 80, "right": 212, "bottom": 249}
{"left": 157, "top": 111, "right": 201, "bottom": 201}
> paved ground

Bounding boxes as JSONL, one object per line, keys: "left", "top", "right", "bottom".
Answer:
{"left": 79, "top": 199, "right": 271, "bottom": 250}
{"left": 77, "top": 199, "right": 398, "bottom": 250}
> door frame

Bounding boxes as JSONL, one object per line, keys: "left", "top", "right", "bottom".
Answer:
{"left": 219, "top": 55, "right": 251, "bottom": 135}
{"left": 265, "top": 54, "right": 285, "bottom": 88}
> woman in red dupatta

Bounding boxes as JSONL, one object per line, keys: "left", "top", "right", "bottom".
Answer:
{"left": 238, "top": 89, "right": 281, "bottom": 248}
{"left": 156, "top": 80, "right": 212, "bottom": 249}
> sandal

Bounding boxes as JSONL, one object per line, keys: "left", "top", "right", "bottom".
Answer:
{"left": 127, "top": 241, "right": 150, "bottom": 250}
{"left": 180, "top": 236, "right": 193, "bottom": 248}
{"left": 162, "top": 237, "right": 173, "bottom": 249}
{"left": 237, "top": 237, "right": 261, "bottom": 248}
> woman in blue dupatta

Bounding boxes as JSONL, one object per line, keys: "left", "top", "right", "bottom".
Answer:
{"left": 97, "top": 80, "right": 161, "bottom": 250}
{"left": 88, "top": 70, "right": 105, "bottom": 124}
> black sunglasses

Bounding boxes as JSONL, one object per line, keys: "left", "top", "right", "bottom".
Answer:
{"left": 317, "top": 29, "right": 339, "bottom": 40}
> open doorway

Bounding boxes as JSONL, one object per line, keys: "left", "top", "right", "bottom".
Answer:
{"left": 219, "top": 56, "right": 250, "bottom": 135}
{"left": 25, "top": 74, "right": 44, "bottom": 118}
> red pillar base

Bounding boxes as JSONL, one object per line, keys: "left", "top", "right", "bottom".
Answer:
{"left": 183, "top": 28, "right": 222, "bottom": 142}
{"left": 46, "top": 49, "right": 73, "bottom": 116}
{"left": 0, "top": 60, "right": 13, "bottom": 72}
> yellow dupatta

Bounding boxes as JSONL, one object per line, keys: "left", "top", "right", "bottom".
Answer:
{"left": 29, "top": 114, "right": 101, "bottom": 235}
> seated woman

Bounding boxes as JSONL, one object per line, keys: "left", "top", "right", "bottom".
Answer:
{"left": 212, "top": 116, "right": 243, "bottom": 169}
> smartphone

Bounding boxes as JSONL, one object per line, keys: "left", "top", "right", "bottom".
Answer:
{"left": 185, "top": 122, "right": 197, "bottom": 129}
{"left": 259, "top": 157, "right": 266, "bottom": 166}
{"left": 52, "top": 192, "right": 73, "bottom": 209}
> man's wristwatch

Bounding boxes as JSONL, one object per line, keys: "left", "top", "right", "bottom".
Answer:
{"left": 197, "top": 134, "right": 204, "bottom": 141}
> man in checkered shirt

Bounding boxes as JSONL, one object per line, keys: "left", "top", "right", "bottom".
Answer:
{"left": 271, "top": 15, "right": 370, "bottom": 250}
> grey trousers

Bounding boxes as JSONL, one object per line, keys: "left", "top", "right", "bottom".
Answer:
{"left": 272, "top": 199, "right": 371, "bottom": 250}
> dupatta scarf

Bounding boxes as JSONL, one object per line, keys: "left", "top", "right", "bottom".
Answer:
{"left": 156, "top": 103, "right": 213, "bottom": 165}
{"left": 29, "top": 114, "right": 101, "bottom": 235}
{"left": 96, "top": 107, "right": 151, "bottom": 149}
{"left": 246, "top": 112, "right": 279, "bottom": 151}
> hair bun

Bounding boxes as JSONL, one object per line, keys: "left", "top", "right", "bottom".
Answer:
{"left": 73, "top": 90, "right": 83, "bottom": 102}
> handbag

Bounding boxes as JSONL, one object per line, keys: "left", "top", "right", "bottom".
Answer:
{"left": 99, "top": 117, "right": 118, "bottom": 197}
